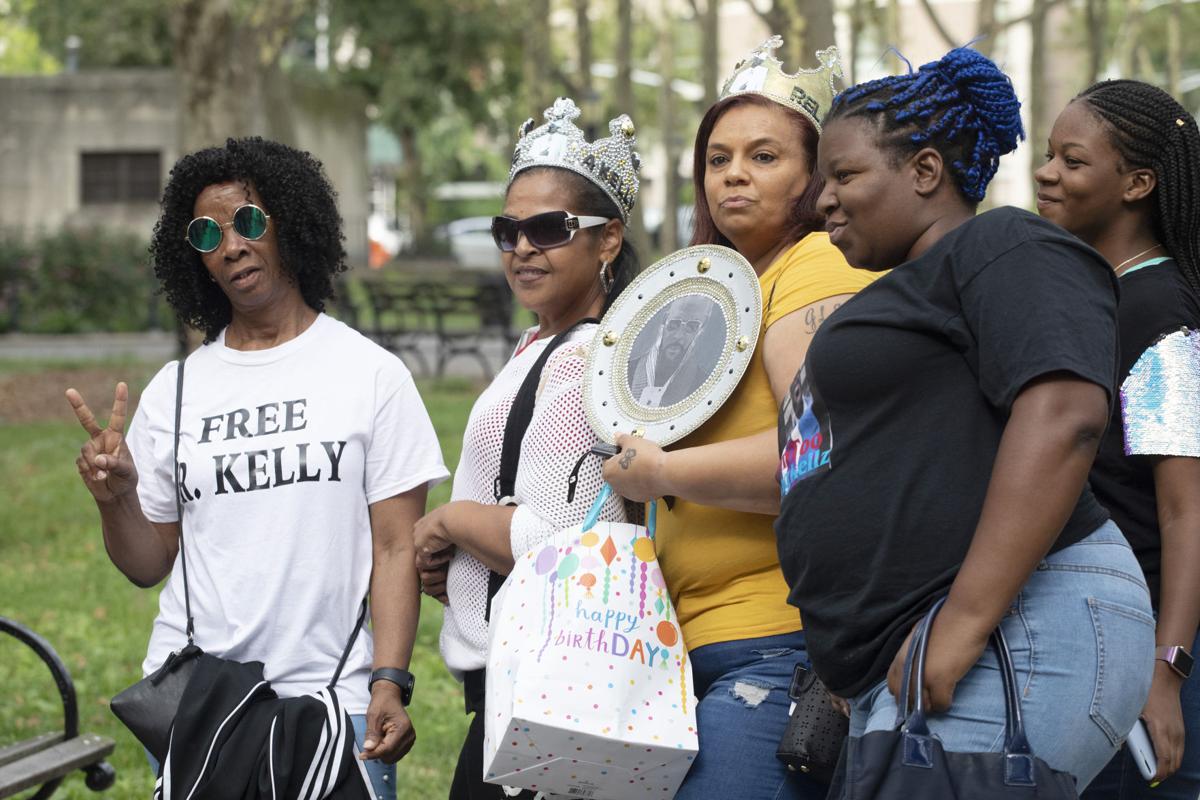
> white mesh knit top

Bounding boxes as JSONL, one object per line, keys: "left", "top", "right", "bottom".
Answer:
{"left": 440, "top": 324, "right": 627, "bottom": 676}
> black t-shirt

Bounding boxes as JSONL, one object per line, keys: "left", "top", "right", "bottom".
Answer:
{"left": 774, "top": 207, "right": 1119, "bottom": 698}
{"left": 1089, "top": 258, "right": 1200, "bottom": 608}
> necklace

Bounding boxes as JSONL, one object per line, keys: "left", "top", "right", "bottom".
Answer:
{"left": 1114, "top": 243, "right": 1163, "bottom": 276}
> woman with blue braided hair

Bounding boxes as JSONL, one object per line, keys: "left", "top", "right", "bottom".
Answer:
{"left": 773, "top": 47, "right": 1155, "bottom": 787}
{"left": 1036, "top": 80, "right": 1200, "bottom": 798}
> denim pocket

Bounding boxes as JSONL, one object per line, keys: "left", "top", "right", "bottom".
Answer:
{"left": 1087, "top": 597, "right": 1155, "bottom": 746}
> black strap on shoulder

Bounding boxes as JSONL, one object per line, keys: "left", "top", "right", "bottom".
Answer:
{"left": 485, "top": 318, "right": 597, "bottom": 620}
{"left": 172, "top": 358, "right": 196, "bottom": 644}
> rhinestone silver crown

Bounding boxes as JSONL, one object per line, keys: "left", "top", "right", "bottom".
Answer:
{"left": 509, "top": 97, "right": 641, "bottom": 223}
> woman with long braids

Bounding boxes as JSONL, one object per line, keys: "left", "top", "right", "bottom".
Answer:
{"left": 1036, "top": 80, "right": 1200, "bottom": 798}
{"left": 774, "top": 48, "right": 1155, "bottom": 787}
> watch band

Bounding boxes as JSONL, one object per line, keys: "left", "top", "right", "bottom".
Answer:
{"left": 1156, "top": 645, "right": 1195, "bottom": 679}
{"left": 369, "top": 667, "right": 415, "bottom": 705}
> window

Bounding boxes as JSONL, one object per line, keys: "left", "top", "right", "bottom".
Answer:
{"left": 81, "top": 152, "right": 161, "bottom": 204}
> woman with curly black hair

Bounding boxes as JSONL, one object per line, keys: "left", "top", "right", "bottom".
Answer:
{"left": 147, "top": 137, "right": 350, "bottom": 342}
{"left": 66, "top": 137, "right": 449, "bottom": 799}
{"left": 1037, "top": 80, "right": 1200, "bottom": 798}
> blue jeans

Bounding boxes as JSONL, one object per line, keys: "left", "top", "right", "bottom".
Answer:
{"left": 674, "top": 630, "right": 827, "bottom": 800}
{"left": 146, "top": 713, "right": 396, "bottom": 800}
{"left": 1081, "top": 628, "right": 1200, "bottom": 798}
{"left": 848, "top": 521, "right": 1155, "bottom": 789}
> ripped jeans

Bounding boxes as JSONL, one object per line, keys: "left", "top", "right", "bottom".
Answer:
{"left": 674, "top": 630, "right": 828, "bottom": 800}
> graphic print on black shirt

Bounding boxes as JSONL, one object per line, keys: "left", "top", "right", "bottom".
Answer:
{"left": 774, "top": 208, "right": 1119, "bottom": 698}
{"left": 778, "top": 364, "right": 833, "bottom": 496}
{"left": 1089, "top": 258, "right": 1200, "bottom": 608}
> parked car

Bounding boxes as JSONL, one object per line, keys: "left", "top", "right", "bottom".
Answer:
{"left": 440, "top": 216, "right": 501, "bottom": 272}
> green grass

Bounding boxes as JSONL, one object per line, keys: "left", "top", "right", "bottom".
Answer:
{"left": 0, "top": 377, "right": 480, "bottom": 799}
{"left": 0, "top": 357, "right": 158, "bottom": 379}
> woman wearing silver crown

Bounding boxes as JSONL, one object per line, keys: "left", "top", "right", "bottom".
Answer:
{"left": 602, "top": 38, "right": 877, "bottom": 798}
{"left": 412, "top": 98, "right": 640, "bottom": 800}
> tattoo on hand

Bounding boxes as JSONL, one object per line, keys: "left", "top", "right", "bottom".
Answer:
{"left": 619, "top": 449, "right": 637, "bottom": 469}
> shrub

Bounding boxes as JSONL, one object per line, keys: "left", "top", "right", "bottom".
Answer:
{"left": 3, "top": 228, "right": 169, "bottom": 333}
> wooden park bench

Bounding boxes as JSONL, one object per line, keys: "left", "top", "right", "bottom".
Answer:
{"left": 360, "top": 268, "right": 519, "bottom": 379}
{"left": 0, "top": 617, "right": 115, "bottom": 799}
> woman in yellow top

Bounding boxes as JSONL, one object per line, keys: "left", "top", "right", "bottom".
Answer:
{"left": 603, "top": 36, "right": 876, "bottom": 799}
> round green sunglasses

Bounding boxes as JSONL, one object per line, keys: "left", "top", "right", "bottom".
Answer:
{"left": 185, "top": 204, "right": 271, "bottom": 253}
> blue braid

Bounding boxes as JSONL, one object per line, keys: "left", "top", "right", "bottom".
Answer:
{"left": 829, "top": 47, "right": 1024, "bottom": 202}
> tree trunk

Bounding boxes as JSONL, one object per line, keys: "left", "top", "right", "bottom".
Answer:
{"left": 172, "top": 0, "right": 260, "bottom": 153}
{"left": 171, "top": 0, "right": 305, "bottom": 153}
{"left": 848, "top": 0, "right": 866, "bottom": 84}
{"left": 751, "top": 1, "right": 788, "bottom": 52}
{"left": 399, "top": 126, "right": 429, "bottom": 250}
{"left": 1116, "top": 0, "right": 1145, "bottom": 79}
{"left": 575, "top": 0, "right": 592, "bottom": 99}
{"left": 1084, "top": 0, "right": 1108, "bottom": 85}
{"left": 660, "top": 0, "right": 678, "bottom": 255}
{"left": 1028, "top": 0, "right": 1048, "bottom": 192}
{"left": 795, "top": 0, "right": 836, "bottom": 58}
{"left": 616, "top": 0, "right": 635, "bottom": 116}
{"left": 524, "top": 0, "right": 553, "bottom": 119}
{"left": 699, "top": 0, "right": 720, "bottom": 108}
{"left": 615, "top": 0, "right": 650, "bottom": 255}
{"left": 885, "top": 0, "right": 900, "bottom": 53}
{"left": 1167, "top": 0, "right": 1182, "bottom": 97}
{"left": 917, "top": 0, "right": 956, "bottom": 49}
{"left": 974, "top": 0, "right": 997, "bottom": 57}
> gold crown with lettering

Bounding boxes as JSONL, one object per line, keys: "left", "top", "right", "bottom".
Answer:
{"left": 719, "top": 36, "right": 843, "bottom": 132}
{"left": 509, "top": 97, "right": 641, "bottom": 223}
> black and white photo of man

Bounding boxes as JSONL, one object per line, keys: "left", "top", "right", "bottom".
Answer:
{"left": 626, "top": 294, "right": 725, "bottom": 408}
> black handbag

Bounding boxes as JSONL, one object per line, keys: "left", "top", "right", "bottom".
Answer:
{"left": 826, "top": 596, "right": 1079, "bottom": 799}
{"left": 775, "top": 663, "right": 850, "bottom": 783}
{"left": 110, "top": 357, "right": 200, "bottom": 761}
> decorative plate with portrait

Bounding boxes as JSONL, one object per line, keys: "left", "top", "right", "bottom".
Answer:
{"left": 584, "top": 244, "right": 762, "bottom": 446}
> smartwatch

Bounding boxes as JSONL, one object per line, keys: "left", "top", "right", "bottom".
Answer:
{"left": 1156, "top": 645, "right": 1195, "bottom": 680}
{"left": 369, "top": 667, "right": 416, "bottom": 705}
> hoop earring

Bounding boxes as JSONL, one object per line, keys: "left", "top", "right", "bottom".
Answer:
{"left": 599, "top": 260, "right": 615, "bottom": 294}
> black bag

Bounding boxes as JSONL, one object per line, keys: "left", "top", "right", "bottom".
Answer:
{"left": 775, "top": 663, "right": 849, "bottom": 783}
{"left": 110, "top": 358, "right": 201, "bottom": 762}
{"left": 155, "top": 604, "right": 372, "bottom": 800}
{"left": 826, "top": 596, "right": 1079, "bottom": 800}
{"left": 110, "top": 643, "right": 202, "bottom": 761}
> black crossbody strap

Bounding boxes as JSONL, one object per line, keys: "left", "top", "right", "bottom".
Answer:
{"left": 172, "top": 358, "right": 196, "bottom": 644}
{"left": 485, "top": 319, "right": 597, "bottom": 620}
{"left": 328, "top": 597, "right": 369, "bottom": 689}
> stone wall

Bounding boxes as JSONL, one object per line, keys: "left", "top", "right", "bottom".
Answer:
{"left": 0, "top": 69, "right": 368, "bottom": 265}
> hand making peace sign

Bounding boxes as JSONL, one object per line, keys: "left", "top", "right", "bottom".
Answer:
{"left": 66, "top": 382, "right": 138, "bottom": 503}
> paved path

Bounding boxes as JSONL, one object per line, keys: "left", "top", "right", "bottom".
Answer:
{"left": 0, "top": 331, "right": 513, "bottom": 380}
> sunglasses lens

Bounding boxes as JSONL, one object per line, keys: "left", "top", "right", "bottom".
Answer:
{"left": 234, "top": 205, "right": 268, "bottom": 240}
{"left": 525, "top": 212, "right": 572, "bottom": 249}
{"left": 666, "top": 319, "right": 701, "bottom": 334}
{"left": 187, "top": 218, "right": 222, "bottom": 252}
{"left": 491, "top": 217, "right": 519, "bottom": 251}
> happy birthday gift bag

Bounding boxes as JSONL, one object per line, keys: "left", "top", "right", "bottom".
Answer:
{"left": 484, "top": 504, "right": 698, "bottom": 799}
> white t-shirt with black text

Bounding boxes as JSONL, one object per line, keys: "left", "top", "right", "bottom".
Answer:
{"left": 127, "top": 313, "right": 449, "bottom": 713}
